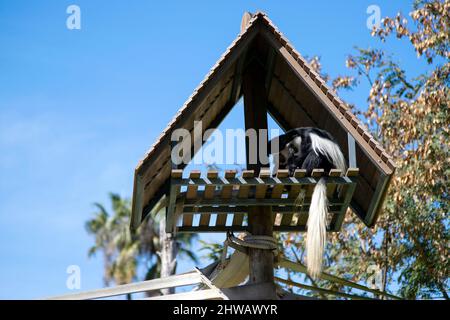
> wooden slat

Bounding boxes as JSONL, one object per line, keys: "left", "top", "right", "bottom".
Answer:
{"left": 332, "top": 169, "right": 359, "bottom": 230}
{"left": 171, "top": 175, "right": 350, "bottom": 187}
{"left": 272, "top": 169, "right": 288, "bottom": 226}
{"left": 186, "top": 170, "right": 201, "bottom": 198}
{"left": 311, "top": 169, "right": 325, "bottom": 178}
{"left": 326, "top": 169, "right": 342, "bottom": 228}
{"left": 166, "top": 170, "right": 183, "bottom": 232}
{"left": 336, "top": 168, "right": 359, "bottom": 204}
{"left": 364, "top": 172, "right": 390, "bottom": 227}
{"left": 220, "top": 170, "right": 236, "bottom": 198}
{"left": 171, "top": 170, "right": 183, "bottom": 178}
{"left": 305, "top": 169, "right": 324, "bottom": 198}
{"left": 199, "top": 171, "right": 218, "bottom": 226}
{"left": 282, "top": 169, "right": 306, "bottom": 226}
{"left": 232, "top": 170, "right": 254, "bottom": 226}
{"left": 46, "top": 272, "right": 202, "bottom": 300}
{"left": 216, "top": 170, "right": 236, "bottom": 226}
{"left": 238, "top": 170, "right": 254, "bottom": 199}
{"left": 327, "top": 169, "right": 342, "bottom": 197}
{"left": 346, "top": 168, "right": 359, "bottom": 177}
{"left": 178, "top": 225, "right": 309, "bottom": 233}
{"left": 272, "top": 169, "right": 288, "bottom": 197}
{"left": 175, "top": 201, "right": 185, "bottom": 229}
{"left": 296, "top": 169, "right": 324, "bottom": 227}
{"left": 183, "top": 171, "right": 201, "bottom": 227}
{"left": 178, "top": 226, "right": 247, "bottom": 232}
{"left": 255, "top": 168, "right": 270, "bottom": 198}
{"left": 179, "top": 192, "right": 346, "bottom": 207}
{"left": 182, "top": 205, "right": 342, "bottom": 214}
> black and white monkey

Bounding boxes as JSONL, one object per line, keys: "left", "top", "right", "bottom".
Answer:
{"left": 268, "top": 127, "right": 346, "bottom": 278}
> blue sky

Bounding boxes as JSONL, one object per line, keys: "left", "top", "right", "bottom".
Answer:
{"left": 0, "top": 1, "right": 427, "bottom": 299}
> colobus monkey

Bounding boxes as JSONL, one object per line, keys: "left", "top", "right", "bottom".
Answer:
{"left": 269, "top": 127, "right": 346, "bottom": 278}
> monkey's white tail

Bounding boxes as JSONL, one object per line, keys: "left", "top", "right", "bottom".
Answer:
{"left": 310, "top": 133, "right": 347, "bottom": 173}
{"left": 306, "top": 177, "right": 328, "bottom": 279}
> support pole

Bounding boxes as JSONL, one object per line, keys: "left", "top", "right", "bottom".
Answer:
{"left": 242, "top": 58, "right": 276, "bottom": 298}
{"left": 160, "top": 137, "right": 180, "bottom": 294}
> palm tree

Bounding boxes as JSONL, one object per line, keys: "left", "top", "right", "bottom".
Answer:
{"left": 85, "top": 194, "right": 141, "bottom": 287}
{"left": 86, "top": 193, "right": 198, "bottom": 297}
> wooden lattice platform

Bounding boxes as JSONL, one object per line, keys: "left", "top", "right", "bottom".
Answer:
{"left": 166, "top": 168, "right": 358, "bottom": 233}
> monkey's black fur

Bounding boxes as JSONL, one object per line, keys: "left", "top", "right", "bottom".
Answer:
{"left": 269, "top": 127, "right": 339, "bottom": 176}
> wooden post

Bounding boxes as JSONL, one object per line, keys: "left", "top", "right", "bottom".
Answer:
{"left": 160, "top": 137, "right": 181, "bottom": 294}
{"left": 242, "top": 59, "right": 276, "bottom": 298}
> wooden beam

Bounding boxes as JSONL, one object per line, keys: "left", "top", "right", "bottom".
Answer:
{"left": 199, "top": 171, "right": 218, "bottom": 227}
{"left": 180, "top": 205, "right": 342, "bottom": 213}
{"left": 171, "top": 174, "right": 351, "bottom": 187}
{"left": 166, "top": 170, "right": 182, "bottom": 232}
{"left": 176, "top": 224, "right": 346, "bottom": 233}
{"left": 242, "top": 66, "right": 270, "bottom": 172}
{"left": 233, "top": 170, "right": 254, "bottom": 226}
{"left": 242, "top": 57, "right": 274, "bottom": 296}
{"left": 265, "top": 48, "right": 277, "bottom": 93}
{"left": 364, "top": 172, "right": 391, "bottom": 227}
{"left": 45, "top": 272, "right": 202, "bottom": 300}
{"left": 130, "top": 173, "right": 145, "bottom": 230}
{"left": 332, "top": 169, "right": 358, "bottom": 230}
{"left": 229, "top": 48, "right": 248, "bottom": 105}
{"left": 179, "top": 196, "right": 345, "bottom": 207}
{"left": 267, "top": 103, "right": 290, "bottom": 132}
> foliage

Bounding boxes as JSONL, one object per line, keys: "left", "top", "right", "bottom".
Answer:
{"left": 199, "top": 240, "right": 224, "bottom": 262}
{"left": 282, "top": 0, "right": 449, "bottom": 299}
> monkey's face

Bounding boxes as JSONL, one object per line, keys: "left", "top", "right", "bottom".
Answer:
{"left": 274, "top": 136, "right": 303, "bottom": 176}
{"left": 278, "top": 148, "right": 288, "bottom": 168}
{"left": 286, "top": 137, "right": 303, "bottom": 176}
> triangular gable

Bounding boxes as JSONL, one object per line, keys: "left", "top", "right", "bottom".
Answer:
{"left": 131, "top": 12, "right": 395, "bottom": 230}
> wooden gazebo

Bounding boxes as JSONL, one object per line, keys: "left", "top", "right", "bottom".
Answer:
{"left": 129, "top": 12, "right": 395, "bottom": 299}
{"left": 131, "top": 12, "right": 395, "bottom": 231}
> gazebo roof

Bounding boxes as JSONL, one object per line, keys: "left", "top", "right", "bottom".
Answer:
{"left": 130, "top": 12, "right": 395, "bottom": 230}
